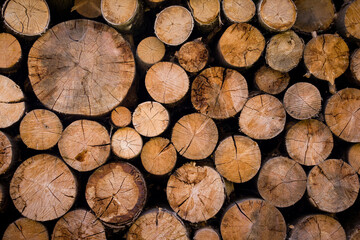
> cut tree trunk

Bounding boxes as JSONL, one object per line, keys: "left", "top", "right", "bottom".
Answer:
{"left": 0, "top": 131, "right": 14, "bottom": 175}
{"left": 194, "top": 228, "right": 220, "bottom": 240}
{"left": 285, "top": 119, "right": 333, "bottom": 166}
{"left": 10, "top": 154, "right": 77, "bottom": 221}
{"left": 166, "top": 162, "right": 225, "bottom": 223}
{"left": 289, "top": 214, "right": 346, "bottom": 240}
{"left": 2, "top": 218, "right": 49, "bottom": 240}
{"left": 325, "top": 88, "right": 360, "bottom": 142}
{"left": 254, "top": 66, "right": 290, "bottom": 95}
{"left": 132, "top": 101, "right": 169, "bottom": 137}
{"left": 2, "top": 0, "right": 50, "bottom": 37}
{"left": 136, "top": 36, "right": 165, "bottom": 69}
{"left": 222, "top": 0, "right": 255, "bottom": 23}
{"left": 28, "top": 19, "right": 135, "bottom": 116}
{"left": 257, "top": 156, "right": 307, "bottom": 208}
{"left": 214, "top": 135, "right": 261, "bottom": 183}
{"left": 19, "top": 109, "right": 63, "bottom": 151}
{"left": 85, "top": 162, "right": 147, "bottom": 228}
{"left": 220, "top": 198, "right": 286, "bottom": 240}
{"left": 141, "top": 137, "right": 177, "bottom": 176}
{"left": 348, "top": 143, "right": 360, "bottom": 174}
{"left": 283, "top": 82, "right": 322, "bottom": 120}
{"left": 145, "top": 62, "right": 189, "bottom": 105}
{"left": 350, "top": 48, "right": 360, "bottom": 85}
{"left": 217, "top": 23, "right": 265, "bottom": 68}
{"left": 111, "top": 127, "right": 143, "bottom": 160}
{"left": 127, "top": 208, "right": 189, "bottom": 240}
{"left": 337, "top": 0, "right": 360, "bottom": 41}
{"left": 171, "top": 113, "right": 218, "bottom": 160}
{"left": 265, "top": 31, "right": 304, "bottom": 72}
{"left": 176, "top": 39, "right": 209, "bottom": 73}
{"left": 191, "top": 67, "right": 248, "bottom": 119}
{"left": 111, "top": 106, "right": 132, "bottom": 128}
{"left": 239, "top": 94, "right": 286, "bottom": 140}
{"left": 72, "top": 0, "right": 101, "bottom": 18}
{"left": 0, "top": 33, "right": 21, "bottom": 73}
{"left": 58, "top": 119, "right": 110, "bottom": 172}
{"left": 307, "top": 159, "right": 359, "bottom": 213}
{"left": 154, "top": 6, "right": 194, "bottom": 46}
{"left": 257, "top": 0, "right": 297, "bottom": 32}
{"left": 188, "top": 0, "right": 220, "bottom": 32}
{"left": 0, "top": 75, "right": 25, "bottom": 129}
{"left": 293, "top": 0, "right": 335, "bottom": 33}
{"left": 52, "top": 209, "right": 106, "bottom": 240}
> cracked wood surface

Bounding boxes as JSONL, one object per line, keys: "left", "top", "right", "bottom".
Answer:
{"left": 188, "top": 0, "right": 219, "bottom": 26}
{"left": 337, "top": 0, "right": 360, "bottom": 40}
{"left": 127, "top": 208, "right": 189, "bottom": 240}
{"left": 239, "top": 94, "right": 286, "bottom": 140}
{"left": 154, "top": 6, "right": 194, "bottom": 46}
{"left": 9, "top": 154, "right": 77, "bottom": 221}
{"left": 2, "top": 0, "right": 50, "bottom": 36}
{"left": 2, "top": 218, "right": 49, "bottom": 240}
{"left": 218, "top": 23, "right": 265, "bottom": 68}
{"left": 171, "top": 113, "right": 218, "bottom": 160}
{"left": 222, "top": 0, "right": 255, "bottom": 23}
{"left": 351, "top": 48, "right": 360, "bottom": 85}
{"left": 72, "top": 0, "right": 101, "bottom": 19}
{"left": 0, "top": 75, "right": 25, "bottom": 129}
{"left": 111, "top": 106, "right": 132, "bottom": 128}
{"left": 19, "top": 109, "right": 63, "bottom": 150}
{"left": 194, "top": 227, "right": 220, "bottom": 240}
{"left": 111, "top": 127, "right": 143, "bottom": 160}
{"left": 286, "top": 119, "right": 333, "bottom": 166}
{"left": 136, "top": 36, "right": 165, "bottom": 67}
{"left": 191, "top": 67, "right": 248, "bottom": 119}
{"left": 307, "top": 159, "right": 360, "bottom": 213}
{"left": 0, "top": 131, "right": 13, "bottom": 175}
{"left": 28, "top": 19, "right": 135, "bottom": 116}
{"left": 58, "top": 119, "right": 110, "bottom": 172}
{"left": 52, "top": 209, "right": 106, "bottom": 240}
{"left": 220, "top": 198, "right": 286, "bottom": 240}
{"left": 145, "top": 62, "right": 189, "bottom": 104}
{"left": 0, "top": 33, "right": 21, "bottom": 73}
{"left": 166, "top": 163, "right": 225, "bottom": 223}
{"left": 257, "top": 156, "right": 307, "bottom": 208}
{"left": 325, "top": 88, "right": 360, "bottom": 142}
{"left": 254, "top": 65, "right": 289, "bottom": 95}
{"left": 141, "top": 137, "right": 176, "bottom": 176}
{"left": 85, "top": 162, "right": 147, "bottom": 226}
{"left": 283, "top": 82, "right": 322, "bottom": 120}
{"left": 348, "top": 143, "right": 360, "bottom": 175}
{"left": 289, "top": 214, "right": 346, "bottom": 240}
{"left": 101, "top": 0, "right": 138, "bottom": 27}
{"left": 132, "top": 101, "right": 169, "bottom": 137}
{"left": 214, "top": 135, "right": 261, "bottom": 183}
{"left": 176, "top": 39, "right": 209, "bottom": 73}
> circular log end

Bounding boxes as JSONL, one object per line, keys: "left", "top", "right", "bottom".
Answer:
{"left": 3, "top": 218, "right": 49, "bottom": 240}
{"left": 111, "top": 106, "right": 132, "bottom": 128}
{"left": 189, "top": 0, "right": 220, "bottom": 25}
{"left": 194, "top": 227, "right": 220, "bottom": 240}
{"left": 111, "top": 127, "right": 143, "bottom": 159}
{"left": 0, "top": 131, "right": 13, "bottom": 175}
{"left": 137, "top": 36, "right": 165, "bottom": 65}
{"left": 177, "top": 40, "right": 209, "bottom": 73}
{"left": 0, "top": 33, "right": 21, "bottom": 72}
{"left": 254, "top": 66, "right": 290, "bottom": 94}
{"left": 101, "top": 0, "right": 138, "bottom": 26}
{"left": 222, "top": 0, "right": 255, "bottom": 23}
{"left": 348, "top": 143, "right": 360, "bottom": 174}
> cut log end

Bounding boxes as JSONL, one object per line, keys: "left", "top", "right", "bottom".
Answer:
{"left": 0, "top": 131, "right": 13, "bottom": 175}
{"left": 177, "top": 39, "right": 209, "bottom": 73}
{"left": 351, "top": 48, "right": 360, "bottom": 85}
{"left": 188, "top": 0, "right": 220, "bottom": 31}
{"left": 254, "top": 66, "right": 290, "bottom": 94}
{"left": 136, "top": 36, "right": 165, "bottom": 66}
{"left": 194, "top": 228, "right": 220, "bottom": 240}
{"left": 0, "top": 33, "right": 21, "bottom": 73}
{"left": 337, "top": 0, "right": 360, "bottom": 40}
{"left": 222, "top": 0, "right": 255, "bottom": 23}
{"left": 348, "top": 143, "right": 360, "bottom": 175}
{"left": 111, "top": 106, "right": 132, "bottom": 128}
{"left": 101, "top": 0, "right": 138, "bottom": 29}
{"left": 3, "top": 218, "right": 49, "bottom": 240}
{"left": 73, "top": 0, "right": 101, "bottom": 18}
{"left": 111, "top": 127, "right": 143, "bottom": 159}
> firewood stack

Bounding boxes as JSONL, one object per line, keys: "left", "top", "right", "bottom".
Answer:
{"left": 0, "top": 0, "right": 360, "bottom": 239}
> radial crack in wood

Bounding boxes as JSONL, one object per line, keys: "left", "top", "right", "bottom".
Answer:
{"left": 111, "top": 127, "right": 143, "bottom": 160}
{"left": 3, "top": 218, "right": 49, "bottom": 240}
{"left": 222, "top": 0, "right": 255, "bottom": 23}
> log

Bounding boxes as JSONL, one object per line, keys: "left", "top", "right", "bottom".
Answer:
{"left": 154, "top": 6, "right": 194, "bottom": 46}
{"left": 171, "top": 113, "right": 218, "bottom": 160}
{"left": 28, "top": 19, "right": 135, "bottom": 116}
{"left": 52, "top": 209, "right": 106, "bottom": 240}
{"left": 2, "top": 0, "right": 50, "bottom": 37}
{"left": 283, "top": 82, "right": 322, "bottom": 120}
{"left": 58, "top": 119, "right": 110, "bottom": 172}
{"left": 254, "top": 66, "right": 290, "bottom": 95}
{"left": 136, "top": 36, "right": 165, "bottom": 69}
{"left": 72, "top": 0, "right": 101, "bottom": 18}
{"left": 85, "top": 162, "right": 147, "bottom": 227}
{"left": 289, "top": 214, "right": 346, "bottom": 240}
{"left": 111, "top": 127, "right": 143, "bottom": 160}
{"left": 10, "top": 154, "right": 77, "bottom": 221}
{"left": 0, "top": 131, "right": 14, "bottom": 175}
{"left": 127, "top": 208, "right": 189, "bottom": 240}
{"left": 0, "top": 75, "right": 25, "bottom": 129}
{"left": 286, "top": 119, "right": 333, "bottom": 166}
{"left": 217, "top": 23, "right": 265, "bottom": 68}
{"left": 350, "top": 48, "right": 360, "bottom": 85}
{"left": 220, "top": 198, "right": 286, "bottom": 240}
{"left": 214, "top": 135, "right": 261, "bottom": 183}
{"left": 141, "top": 137, "right": 177, "bottom": 176}
{"left": 0, "top": 183, "right": 5, "bottom": 212}
{"left": 324, "top": 88, "right": 360, "bottom": 142}
{"left": 257, "top": 156, "right": 307, "bottom": 208}
{"left": 307, "top": 159, "right": 359, "bottom": 213}
{"left": 337, "top": 0, "right": 360, "bottom": 41}
{"left": 194, "top": 228, "right": 220, "bottom": 240}
{"left": 191, "top": 67, "right": 248, "bottom": 119}
{"left": 19, "top": 109, "right": 63, "bottom": 151}
{"left": 176, "top": 39, "right": 209, "bottom": 73}
{"left": 293, "top": 0, "right": 335, "bottom": 33}
{"left": 0, "top": 33, "right": 21, "bottom": 73}
{"left": 239, "top": 94, "right": 286, "bottom": 140}
{"left": 265, "top": 31, "right": 304, "bottom": 72}
{"left": 166, "top": 162, "right": 225, "bottom": 223}
{"left": 222, "top": 0, "right": 255, "bottom": 23}
{"left": 111, "top": 106, "right": 132, "bottom": 128}
{"left": 145, "top": 62, "right": 189, "bottom": 105}
{"left": 2, "top": 218, "right": 49, "bottom": 240}
{"left": 257, "top": 0, "right": 297, "bottom": 32}
{"left": 188, "top": 0, "right": 220, "bottom": 32}
{"left": 348, "top": 143, "right": 360, "bottom": 174}
{"left": 132, "top": 101, "right": 170, "bottom": 137}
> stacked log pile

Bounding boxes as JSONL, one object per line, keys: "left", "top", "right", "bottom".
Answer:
{"left": 0, "top": 0, "right": 360, "bottom": 239}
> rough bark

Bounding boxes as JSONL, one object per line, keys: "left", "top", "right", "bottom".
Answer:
{"left": 348, "top": 143, "right": 360, "bottom": 174}
{"left": 2, "top": 218, "right": 49, "bottom": 240}
{"left": 72, "top": 0, "right": 101, "bottom": 18}
{"left": 111, "top": 127, "right": 143, "bottom": 160}
{"left": 176, "top": 39, "right": 209, "bottom": 73}
{"left": 194, "top": 228, "right": 220, "bottom": 240}
{"left": 111, "top": 106, "right": 132, "bottom": 128}
{"left": 222, "top": 0, "right": 255, "bottom": 23}
{"left": 136, "top": 36, "right": 165, "bottom": 69}
{"left": 0, "top": 33, "right": 21, "bottom": 73}
{"left": 337, "top": 0, "right": 360, "bottom": 41}
{"left": 254, "top": 66, "right": 290, "bottom": 95}
{"left": 0, "top": 131, "right": 14, "bottom": 175}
